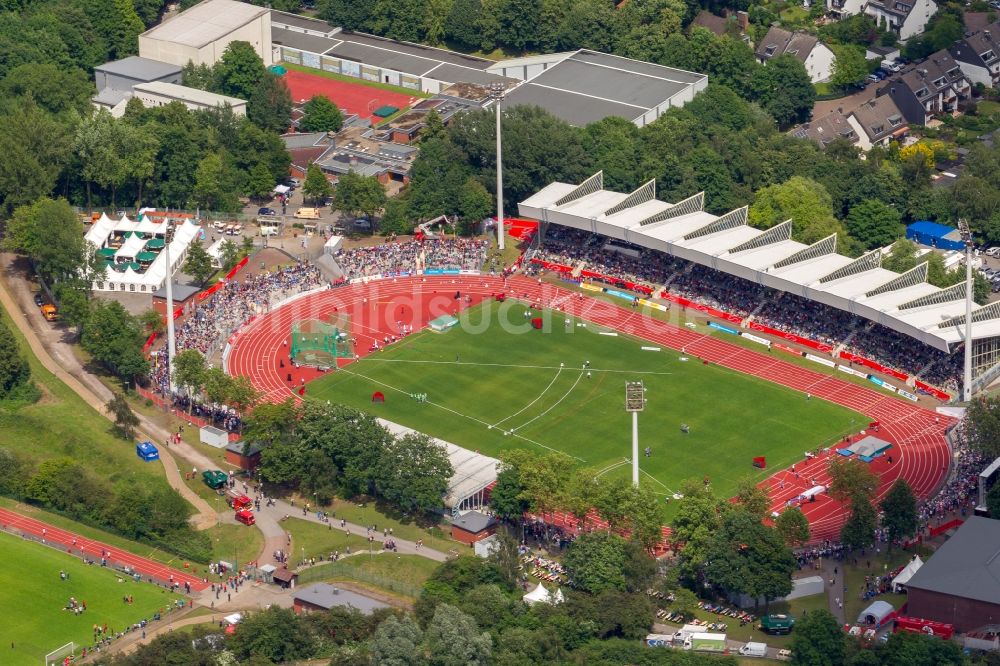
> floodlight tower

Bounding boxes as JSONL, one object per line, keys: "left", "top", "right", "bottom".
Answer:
{"left": 959, "top": 218, "right": 974, "bottom": 402}
{"left": 625, "top": 381, "right": 646, "bottom": 487}
{"left": 489, "top": 81, "right": 506, "bottom": 252}
{"left": 164, "top": 218, "right": 177, "bottom": 392}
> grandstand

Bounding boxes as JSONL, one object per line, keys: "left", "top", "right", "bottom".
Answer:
{"left": 519, "top": 173, "right": 1000, "bottom": 396}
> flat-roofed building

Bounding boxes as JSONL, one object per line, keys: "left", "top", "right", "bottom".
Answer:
{"left": 139, "top": 0, "right": 272, "bottom": 67}
{"left": 132, "top": 81, "right": 248, "bottom": 115}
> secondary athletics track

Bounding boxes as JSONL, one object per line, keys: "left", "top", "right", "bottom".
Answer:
{"left": 282, "top": 69, "right": 421, "bottom": 125}
{"left": 226, "top": 275, "right": 954, "bottom": 545}
{"left": 0, "top": 508, "right": 209, "bottom": 591}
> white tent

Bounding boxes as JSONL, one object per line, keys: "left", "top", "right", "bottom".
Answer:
{"left": 523, "top": 584, "right": 564, "bottom": 605}
{"left": 274, "top": 184, "right": 290, "bottom": 195}
{"left": 857, "top": 600, "right": 895, "bottom": 626}
{"left": 891, "top": 556, "right": 923, "bottom": 592}
{"left": 224, "top": 613, "right": 242, "bottom": 625}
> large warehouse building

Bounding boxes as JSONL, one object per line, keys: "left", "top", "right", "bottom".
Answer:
{"left": 139, "top": 0, "right": 272, "bottom": 67}
{"left": 904, "top": 517, "right": 1000, "bottom": 631}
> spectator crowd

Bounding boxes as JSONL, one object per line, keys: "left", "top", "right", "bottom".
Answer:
{"left": 333, "top": 238, "right": 489, "bottom": 279}
{"left": 530, "top": 227, "right": 963, "bottom": 391}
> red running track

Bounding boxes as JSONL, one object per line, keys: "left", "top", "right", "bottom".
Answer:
{"left": 227, "top": 275, "right": 953, "bottom": 544}
{"left": 282, "top": 69, "right": 422, "bottom": 125}
{"left": 0, "top": 508, "right": 209, "bottom": 591}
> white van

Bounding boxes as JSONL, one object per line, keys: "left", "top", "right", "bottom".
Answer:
{"left": 739, "top": 642, "right": 768, "bottom": 657}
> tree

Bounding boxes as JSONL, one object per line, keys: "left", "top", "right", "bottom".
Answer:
{"left": 489, "top": 464, "right": 528, "bottom": 521}
{"left": 0, "top": 314, "right": 30, "bottom": 399}
{"left": 963, "top": 395, "right": 1000, "bottom": 458}
{"left": 748, "top": 54, "right": 816, "bottom": 127}
{"left": 423, "top": 604, "right": 492, "bottom": 666}
{"left": 0, "top": 63, "right": 94, "bottom": 116}
{"left": 81, "top": 300, "right": 149, "bottom": 383}
{"left": 230, "top": 607, "right": 315, "bottom": 663}
{"left": 248, "top": 73, "right": 293, "bottom": 133}
{"left": 790, "top": 609, "right": 846, "bottom": 666}
{"left": 333, "top": 171, "right": 387, "bottom": 221}
{"left": 669, "top": 588, "right": 699, "bottom": 621}
{"left": 841, "top": 495, "right": 876, "bottom": 551}
{"left": 375, "top": 433, "right": 454, "bottom": 514}
{"left": 775, "top": 507, "right": 811, "bottom": 547}
{"left": 193, "top": 152, "right": 240, "bottom": 212}
{"left": 214, "top": 41, "right": 266, "bottom": 100}
{"left": 0, "top": 98, "right": 73, "bottom": 213}
{"left": 563, "top": 531, "right": 629, "bottom": 594}
{"left": 880, "top": 479, "right": 918, "bottom": 547}
{"left": 245, "top": 162, "right": 274, "bottom": 201}
{"left": 371, "top": 614, "right": 424, "bottom": 666}
{"left": 318, "top": 0, "right": 376, "bottom": 30}
{"left": 846, "top": 199, "right": 903, "bottom": 250}
{"left": 496, "top": 449, "right": 573, "bottom": 514}
{"left": 220, "top": 239, "right": 242, "bottom": 271}
{"left": 106, "top": 391, "right": 139, "bottom": 440}
{"left": 300, "top": 95, "right": 344, "bottom": 133}
{"left": 827, "top": 458, "right": 879, "bottom": 505}
{"left": 705, "top": 509, "right": 795, "bottom": 609}
{"left": 734, "top": 476, "right": 771, "bottom": 520}
{"left": 444, "top": 0, "right": 483, "bottom": 49}
{"left": 498, "top": 0, "right": 539, "bottom": 50}
{"left": 172, "top": 349, "right": 207, "bottom": 403}
{"left": 302, "top": 163, "right": 333, "bottom": 205}
{"left": 749, "top": 177, "right": 840, "bottom": 244}
{"left": 830, "top": 45, "right": 868, "bottom": 89}
{"left": 456, "top": 177, "right": 493, "bottom": 236}
{"left": 183, "top": 241, "right": 215, "bottom": 286}
{"left": 4, "top": 198, "right": 89, "bottom": 286}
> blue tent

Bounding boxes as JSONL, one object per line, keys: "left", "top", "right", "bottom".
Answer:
{"left": 136, "top": 441, "right": 159, "bottom": 462}
{"left": 906, "top": 221, "right": 964, "bottom": 251}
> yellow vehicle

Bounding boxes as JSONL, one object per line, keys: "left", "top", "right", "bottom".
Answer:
{"left": 40, "top": 304, "right": 59, "bottom": 321}
{"left": 294, "top": 207, "right": 321, "bottom": 220}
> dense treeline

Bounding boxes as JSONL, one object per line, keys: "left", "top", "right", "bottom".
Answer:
{"left": 245, "top": 400, "right": 455, "bottom": 515}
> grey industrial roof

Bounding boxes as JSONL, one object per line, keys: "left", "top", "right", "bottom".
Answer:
{"left": 151, "top": 282, "right": 202, "bottom": 301}
{"left": 452, "top": 511, "right": 496, "bottom": 533}
{"left": 95, "top": 56, "right": 182, "bottom": 80}
{"left": 905, "top": 517, "right": 1000, "bottom": 604}
{"left": 500, "top": 49, "right": 706, "bottom": 126}
{"left": 225, "top": 440, "right": 264, "bottom": 456}
{"left": 294, "top": 583, "right": 390, "bottom": 614}
{"left": 424, "top": 63, "right": 508, "bottom": 86}
{"left": 140, "top": 0, "right": 269, "bottom": 48}
{"left": 134, "top": 81, "right": 247, "bottom": 107}
{"left": 281, "top": 132, "right": 332, "bottom": 149}
{"left": 93, "top": 88, "right": 131, "bottom": 107}
{"left": 270, "top": 10, "right": 335, "bottom": 34}
{"left": 272, "top": 26, "right": 340, "bottom": 55}
{"left": 338, "top": 32, "right": 492, "bottom": 70}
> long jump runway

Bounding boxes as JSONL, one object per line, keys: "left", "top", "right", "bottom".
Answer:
{"left": 227, "top": 275, "right": 953, "bottom": 544}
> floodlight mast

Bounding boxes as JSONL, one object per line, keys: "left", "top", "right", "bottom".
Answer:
{"left": 490, "top": 82, "right": 506, "bottom": 252}
{"left": 625, "top": 381, "right": 646, "bottom": 487}
{"left": 959, "top": 219, "right": 973, "bottom": 402}
{"left": 164, "top": 217, "right": 177, "bottom": 393}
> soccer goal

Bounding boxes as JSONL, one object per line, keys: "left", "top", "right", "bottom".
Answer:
{"left": 44, "top": 641, "right": 75, "bottom": 666}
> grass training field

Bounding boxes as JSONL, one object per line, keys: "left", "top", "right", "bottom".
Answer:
{"left": 0, "top": 531, "right": 184, "bottom": 666}
{"left": 307, "top": 302, "right": 862, "bottom": 499}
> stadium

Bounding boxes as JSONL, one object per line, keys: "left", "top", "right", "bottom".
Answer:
{"left": 224, "top": 185, "right": 960, "bottom": 544}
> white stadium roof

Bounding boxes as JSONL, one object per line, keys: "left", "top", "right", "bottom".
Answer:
{"left": 518, "top": 172, "right": 999, "bottom": 353}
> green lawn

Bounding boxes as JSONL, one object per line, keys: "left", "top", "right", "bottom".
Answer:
{"left": 323, "top": 499, "right": 456, "bottom": 553}
{"left": 307, "top": 302, "right": 863, "bottom": 499}
{"left": 0, "top": 531, "right": 184, "bottom": 666}
{"left": 209, "top": 523, "right": 263, "bottom": 571}
{"left": 296, "top": 553, "right": 440, "bottom": 599}
{"left": 842, "top": 548, "right": 915, "bottom": 625}
{"left": 283, "top": 517, "right": 371, "bottom": 564}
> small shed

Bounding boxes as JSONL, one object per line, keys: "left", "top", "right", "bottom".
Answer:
{"left": 136, "top": 441, "right": 159, "bottom": 462}
{"left": 450, "top": 510, "right": 498, "bottom": 545}
{"left": 200, "top": 425, "right": 229, "bottom": 449}
{"left": 151, "top": 282, "right": 202, "bottom": 321}
{"left": 271, "top": 567, "right": 298, "bottom": 589}
{"left": 858, "top": 600, "right": 896, "bottom": 626}
{"left": 225, "top": 440, "right": 264, "bottom": 471}
{"left": 259, "top": 563, "right": 277, "bottom": 583}
{"left": 293, "top": 583, "right": 389, "bottom": 615}
{"left": 906, "top": 221, "right": 965, "bottom": 251}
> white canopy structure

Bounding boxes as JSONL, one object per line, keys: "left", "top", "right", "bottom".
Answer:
{"left": 86, "top": 214, "right": 202, "bottom": 293}
{"left": 519, "top": 173, "right": 998, "bottom": 354}
{"left": 523, "top": 584, "right": 564, "bottom": 605}
{"left": 891, "top": 556, "right": 923, "bottom": 592}
{"left": 857, "top": 600, "right": 895, "bottom": 625}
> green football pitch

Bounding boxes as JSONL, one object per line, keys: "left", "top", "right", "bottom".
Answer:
{"left": 0, "top": 531, "right": 184, "bottom": 666}
{"left": 307, "top": 302, "right": 862, "bottom": 498}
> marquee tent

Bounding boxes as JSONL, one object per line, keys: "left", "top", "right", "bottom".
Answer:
{"left": 891, "top": 556, "right": 924, "bottom": 592}
{"left": 523, "top": 584, "right": 564, "bottom": 605}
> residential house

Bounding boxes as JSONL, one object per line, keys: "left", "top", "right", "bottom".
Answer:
{"left": 755, "top": 27, "right": 836, "bottom": 83}
{"left": 827, "top": 0, "right": 867, "bottom": 18}
{"left": 690, "top": 10, "right": 748, "bottom": 37}
{"left": 864, "top": 0, "right": 937, "bottom": 40}
{"left": 876, "top": 50, "right": 970, "bottom": 124}
{"left": 845, "top": 96, "right": 908, "bottom": 149}
{"left": 790, "top": 110, "right": 859, "bottom": 148}
{"left": 950, "top": 22, "right": 1000, "bottom": 87}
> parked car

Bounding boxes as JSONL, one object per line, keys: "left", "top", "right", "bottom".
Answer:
{"left": 986, "top": 247, "right": 1000, "bottom": 257}
{"left": 258, "top": 207, "right": 276, "bottom": 216}
{"left": 288, "top": 178, "right": 302, "bottom": 188}
{"left": 235, "top": 509, "right": 256, "bottom": 526}
{"left": 33, "top": 293, "right": 44, "bottom": 307}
